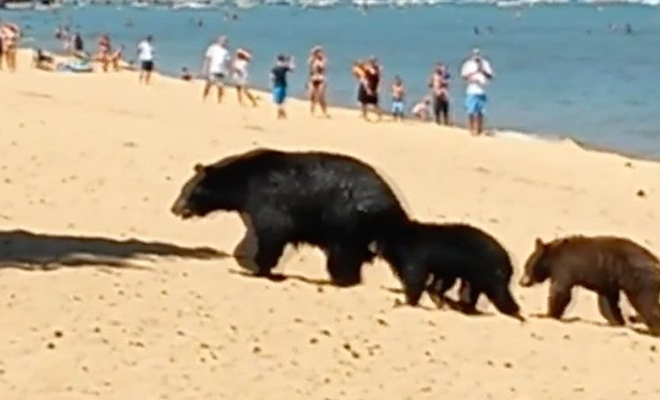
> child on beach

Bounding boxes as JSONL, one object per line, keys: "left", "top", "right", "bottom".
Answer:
{"left": 270, "top": 54, "right": 295, "bottom": 119}
{"left": 391, "top": 75, "right": 406, "bottom": 121}
{"left": 411, "top": 96, "right": 431, "bottom": 121}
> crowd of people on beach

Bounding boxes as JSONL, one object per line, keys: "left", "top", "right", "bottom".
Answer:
{"left": 2, "top": 20, "right": 497, "bottom": 136}
{"left": 189, "top": 34, "right": 495, "bottom": 134}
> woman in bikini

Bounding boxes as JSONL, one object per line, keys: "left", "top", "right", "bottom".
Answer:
{"left": 96, "top": 34, "right": 112, "bottom": 72}
{"left": 307, "top": 46, "right": 329, "bottom": 117}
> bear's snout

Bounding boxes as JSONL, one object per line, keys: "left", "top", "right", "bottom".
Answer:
{"left": 171, "top": 201, "right": 193, "bottom": 219}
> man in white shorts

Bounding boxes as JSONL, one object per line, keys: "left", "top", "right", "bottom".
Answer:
{"left": 202, "top": 36, "right": 230, "bottom": 104}
{"left": 460, "top": 48, "right": 494, "bottom": 136}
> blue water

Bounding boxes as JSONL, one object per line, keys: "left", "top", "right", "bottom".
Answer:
{"left": 3, "top": 3, "right": 660, "bottom": 158}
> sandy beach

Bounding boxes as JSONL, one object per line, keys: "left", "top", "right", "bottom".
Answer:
{"left": 1, "top": 50, "right": 659, "bottom": 400}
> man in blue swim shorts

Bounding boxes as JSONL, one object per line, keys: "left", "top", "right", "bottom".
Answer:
{"left": 270, "top": 54, "right": 295, "bottom": 119}
{"left": 461, "top": 48, "right": 494, "bottom": 136}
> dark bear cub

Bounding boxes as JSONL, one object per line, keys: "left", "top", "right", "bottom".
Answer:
{"left": 171, "top": 148, "right": 408, "bottom": 287}
{"left": 520, "top": 236, "right": 660, "bottom": 336}
{"left": 380, "top": 222, "right": 524, "bottom": 321}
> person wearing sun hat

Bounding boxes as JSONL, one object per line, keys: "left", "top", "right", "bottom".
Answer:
{"left": 232, "top": 47, "right": 257, "bottom": 107}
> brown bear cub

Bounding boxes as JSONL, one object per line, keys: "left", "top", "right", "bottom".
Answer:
{"left": 520, "top": 236, "right": 660, "bottom": 336}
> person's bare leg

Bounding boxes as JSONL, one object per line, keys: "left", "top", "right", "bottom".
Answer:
{"left": 320, "top": 86, "right": 329, "bottom": 117}
{"left": 8, "top": 49, "right": 17, "bottom": 71}
{"left": 236, "top": 86, "right": 244, "bottom": 105}
{"left": 146, "top": 71, "right": 152, "bottom": 85}
{"left": 309, "top": 87, "right": 316, "bottom": 115}
{"left": 216, "top": 85, "right": 224, "bottom": 104}
{"left": 361, "top": 104, "right": 368, "bottom": 120}
{"left": 244, "top": 88, "right": 258, "bottom": 107}
{"left": 202, "top": 82, "right": 212, "bottom": 100}
{"left": 476, "top": 114, "right": 484, "bottom": 135}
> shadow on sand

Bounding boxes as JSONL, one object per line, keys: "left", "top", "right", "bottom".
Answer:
{"left": 0, "top": 229, "right": 229, "bottom": 271}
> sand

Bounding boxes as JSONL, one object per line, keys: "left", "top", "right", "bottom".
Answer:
{"left": 0, "top": 50, "right": 659, "bottom": 400}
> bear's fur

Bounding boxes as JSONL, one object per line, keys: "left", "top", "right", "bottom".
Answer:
{"left": 171, "top": 148, "right": 408, "bottom": 287}
{"left": 520, "top": 236, "right": 660, "bottom": 336}
{"left": 379, "top": 221, "right": 524, "bottom": 321}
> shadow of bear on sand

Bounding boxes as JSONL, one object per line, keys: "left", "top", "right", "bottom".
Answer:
{"left": 0, "top": 229, "right": 229, "bottom": 270}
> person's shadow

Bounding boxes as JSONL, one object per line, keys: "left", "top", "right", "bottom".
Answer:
{"left": 0, "top": 229, "right": 228, "bottom": 271}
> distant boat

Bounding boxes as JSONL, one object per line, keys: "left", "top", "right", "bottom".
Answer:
{"left": 299, "top": 0, "right": 339, "bottom": 8}
{"left": 234, "top": 0, "right": 257, "bottom": 9}
{"left": 1, "top": 0, "right": 35, "bottom": 10}
{"left": 172, "top": 0, "right": 219, "bottom": 10}
{"left": 130, "top": 0, "right": 150, "bottom": 8}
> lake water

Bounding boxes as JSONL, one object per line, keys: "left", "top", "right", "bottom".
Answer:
{"left": 3, "top": 2, "right": 660, "bottom": 158}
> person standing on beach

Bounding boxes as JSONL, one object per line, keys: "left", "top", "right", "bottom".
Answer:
{"left": 356, "top": 56, "right": 382, "bottom": 121}
{"left": 137, "top": 35, "right": 155, "bottom": 85}
{"left": 232, "top": 48, "right": 257, "bottom": 107}
{"left": 460, "top": 48, "right": 494, "bottom": 136}
{"left": 0, "top": 22, "right": 20, "bottom": 72}
{"left": 429, "top": 63, "right": 451, "bottom": 126}
{"left": 270, "top": 54, "right": 295, "bottom": 119}
{"left": 307, "top": 45, "right": 329, "bottom": 118}
{"left": 72, "top": 32, "right": 85, "bottom": 58}
{"left": 0, "top": 28, "right": 4, "bottom": 71}
{"left": 390, "top": 75, "right": 405, "bottom": 121}
{"left": 202, "top": 36, "right": 231, "bottom": 104}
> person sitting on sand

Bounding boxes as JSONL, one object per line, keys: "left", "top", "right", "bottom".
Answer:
{"left": 33, "top": 48, "right": 55, "bottom": 71}
{"left": 181, "top": 67, "right": 193, "bottom": 81}
{"left": 391, "top": 75, "right": 405, "bottom": 121}
{"left": 110, "top": 45, "right": 125, "bottom": 72}
{"left": 96, "top": 34, "right": 112, "bottom": 72}
{"left": 232, "top": 48, "right": 258, "bottom": 107}
{"left": 411, "top": 96, "right": 431, "bottom": 121}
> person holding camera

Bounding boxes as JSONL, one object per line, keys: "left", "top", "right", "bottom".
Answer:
{"left": 460, "top": 48, "right": 494, "bottom": 136}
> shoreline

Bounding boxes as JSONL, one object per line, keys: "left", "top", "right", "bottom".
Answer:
{"left": 16, "top": 46, "right": 660, "bottom": 166}
{"left": 33, "top": 45, "right": 660, "bottom": 165}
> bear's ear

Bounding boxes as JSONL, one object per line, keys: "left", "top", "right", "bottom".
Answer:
{"left": 535, "top": 238, "right": 545, "bottom": 250}
{"left": 194, "top": 163, "right": 205, "bottom": 173}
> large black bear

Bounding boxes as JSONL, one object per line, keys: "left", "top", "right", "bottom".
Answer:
{"left": 171, "top": 148, "right": 408, "bottom": 286}
{"left": 519, "top": 236, "right": 660, "bottom": 336}
{"left": 379, "top": 221, "right": 524, "bottom": 321}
